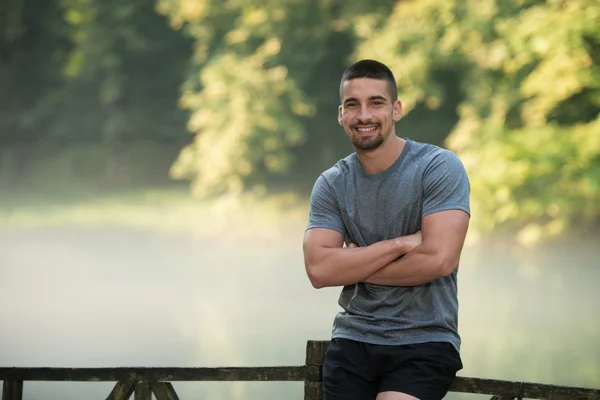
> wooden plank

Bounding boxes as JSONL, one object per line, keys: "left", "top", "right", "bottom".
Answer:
{"left": 151, "top": 382, "right": 180, "bottom": 400}
{"left": 449, "top": 377, "right": 600, "bottom": 400}
{"left": 2, "top": 381, "right": 23, "bottom": 400}
{"left": 304, "top": 341, "right": 326, "bottom": 400}
{"left": 304, "top": 381, "right": 323, "bottom": 400}
{"left": 449, "top": 377, "right": 520, "bottom": 397}
{"left": 105, "top": 381, "right": 135, "bottom": 400}
{"left": 521, "top": 381, "right": 600, "bottom": 400}
{"left": 305, "top": 341, "right": 329, "bottom": 367}
{"left": 134, "top": 382, "right": 151, "bottom": 400}
{"left": 0, "top": 366, "right": 315, "bottom": 382}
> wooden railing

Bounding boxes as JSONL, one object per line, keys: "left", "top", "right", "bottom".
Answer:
{"left": 2, "top": 341, "right": 599, "bottom": 400}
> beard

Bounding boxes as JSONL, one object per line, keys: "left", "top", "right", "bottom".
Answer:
{"left": 349, "top": 122, "right": 385, "bottom": 151}
{"left": 351, "top": 132, "right": 385, "bottom": 151}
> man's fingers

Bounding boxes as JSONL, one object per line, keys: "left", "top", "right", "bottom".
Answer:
{"left": 347, "top": 242, "right": 358, "bottom": 248}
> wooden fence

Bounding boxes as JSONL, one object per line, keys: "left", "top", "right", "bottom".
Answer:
{"left": 1, "top": 340, "right": 599, "bottom": 400}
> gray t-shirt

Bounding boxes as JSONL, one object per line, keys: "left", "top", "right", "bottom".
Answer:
{"left": 306, "top": 138, "right": 470, "bottom": 352}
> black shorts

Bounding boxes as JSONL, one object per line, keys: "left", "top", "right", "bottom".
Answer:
{"left": 322, "top": 338, "right": 463, "bottom": 400}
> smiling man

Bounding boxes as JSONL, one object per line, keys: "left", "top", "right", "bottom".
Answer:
{"left": 303, "top": 59, "right": 471, "bottom": 400}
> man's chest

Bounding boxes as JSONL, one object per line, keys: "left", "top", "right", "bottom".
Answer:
{"left": 335, "top": 175, "right": 424, "bottom": 245}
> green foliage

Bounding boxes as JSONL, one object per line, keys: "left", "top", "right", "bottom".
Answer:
{"left": 52, "top": 0, "right": 191, "bottom": 143}
{"left": 0, "top": 0, "right": 69, "bottom": 144}
{"left": 169, "top": 45, "right": 313, "bottom": 196}
{"left": 1, "top": 0, "right": 599, "bottom": 243}
{"left": 157, "top": 0, "right": 357, "bottom": 196}
{"left": 0, "top": 0, "right": 191, "bottom": 146}
{"left": 353, "top": 0, "right": 600, "bottom": 244}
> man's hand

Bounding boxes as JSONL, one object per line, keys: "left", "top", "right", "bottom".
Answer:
{"left": 347, "top": 230, "right": 423, "bottom": 256}
{"left": 393, "top": 231, "right": 422, "bottom": 256}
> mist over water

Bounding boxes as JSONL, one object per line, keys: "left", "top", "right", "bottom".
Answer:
{"left": 1, "top": 225, "right": 599, "bottom": 400}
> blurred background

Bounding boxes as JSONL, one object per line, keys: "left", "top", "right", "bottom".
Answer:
{"left": 1, "top": 0, "right": 599, "bottom": 399}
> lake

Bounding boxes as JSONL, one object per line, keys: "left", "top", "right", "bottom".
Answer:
{"left": 1, "top": 224, "right": 598, "bottom": 399}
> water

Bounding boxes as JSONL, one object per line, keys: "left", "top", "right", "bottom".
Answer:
{"left": 1, "top": 226, "right": 599, "bottom": 399}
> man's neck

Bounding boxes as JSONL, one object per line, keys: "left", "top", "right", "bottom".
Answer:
{"left": 356, "top": 135, "right": 406, "bottom": 175}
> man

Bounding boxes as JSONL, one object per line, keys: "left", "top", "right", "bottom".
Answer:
{"left": 302, "top": 59, "right": 471, "bottom": 400}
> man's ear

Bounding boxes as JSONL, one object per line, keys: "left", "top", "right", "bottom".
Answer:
{"left": 338, "top": 105, "right": 343, "bottom": 126}
{"left": 393, "top": 100, "right": 403, "bottom": 122}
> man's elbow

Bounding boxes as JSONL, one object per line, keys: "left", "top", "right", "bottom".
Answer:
{"left": 305, "top": 261, "right": 328, "bottom": 289}
{"left": 308, "top": 274, "right": 327, "bottom": 289}
{"left": 437, "top": 255, "right": 460, "bottom": 277}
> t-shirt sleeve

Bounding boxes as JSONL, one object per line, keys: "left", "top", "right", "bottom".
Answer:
{"left": 422, "top": 150, "right": 471, "bottom": 218}
{"left": 306, "top": 174, "right": 346, "bottom": 235}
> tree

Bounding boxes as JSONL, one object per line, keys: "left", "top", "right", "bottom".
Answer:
{"left": 0, "top": 0, "right": 193, "bottom": 189}
{"left": 352, "top": 0, "right": 600, "bottom": 244}
{"left": 0, "top": 0, "right": 69, "bottom": 145}
{"left": 156, "top": 0, "right": 398, "bottom": 197}
{"left": 51, "top": 0, "right": 191, "bottom": 145}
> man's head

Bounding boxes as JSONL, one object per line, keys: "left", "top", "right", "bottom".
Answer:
{"left": 338, "top": 59, "right": 402, "bottom": 151}
{"left": 339, "top": 59, "right": 398, "bottom": 102}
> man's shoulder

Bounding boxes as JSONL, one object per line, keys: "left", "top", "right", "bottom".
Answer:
{"left": 319, "top": 153, "right": 358, "bottom": 183}
{"left": 409, "top": 139, "right": 456, "bottom": 160}
{"left": 407, "top": 139, "right": 463, "bottom": 170}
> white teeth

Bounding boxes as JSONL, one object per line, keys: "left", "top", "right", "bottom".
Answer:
{"left": 357, "top": 127, "right": 376, "bottom": 132}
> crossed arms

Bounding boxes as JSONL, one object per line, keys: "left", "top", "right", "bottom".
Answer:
{"left": 302, "top": 209, "right": 470, "bottom": 288}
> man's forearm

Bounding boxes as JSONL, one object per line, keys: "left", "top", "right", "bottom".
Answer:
{"left": 364, "top": 244, "right": 455, "bottom": 287}
{"left": 306, "top": 239, "right": 412, "bottom": 288}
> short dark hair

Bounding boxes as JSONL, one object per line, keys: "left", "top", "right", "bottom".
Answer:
{"left": 340, "top": 59, "right": 398, "bottom": 102}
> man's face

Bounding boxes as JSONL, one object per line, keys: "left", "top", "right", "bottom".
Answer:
{"left": 338, "top": 78, "right": 402, "bottom": 151}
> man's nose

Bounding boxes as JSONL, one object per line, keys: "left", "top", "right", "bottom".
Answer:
{"left": 357, "top": 105, "right": 372, "bottom": 122}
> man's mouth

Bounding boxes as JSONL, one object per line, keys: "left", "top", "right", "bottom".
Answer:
{"left": 354, "top": 125, "right": 379, "bottom": 134}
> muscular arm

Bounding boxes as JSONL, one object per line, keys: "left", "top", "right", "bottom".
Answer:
{"left": 302, "top": 228, "right": 420, "bottom": 289}
{"left": 364, "top": 210, "right": 469, "bottom": 287}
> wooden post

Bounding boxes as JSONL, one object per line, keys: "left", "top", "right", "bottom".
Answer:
{"left": 151, "top": 382, "right": 180, "bottom": 400}
{"left": 2, "top": 381, "right": 23, "bottom": 400}
{"left": 106, "top": 382, "right": 135, "bottom": 400}
{"left": 134, "top": 382, "right": 151, "bottom": 400}
{"left": 304, "top": 340, "right": 329, "bottom": 400}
